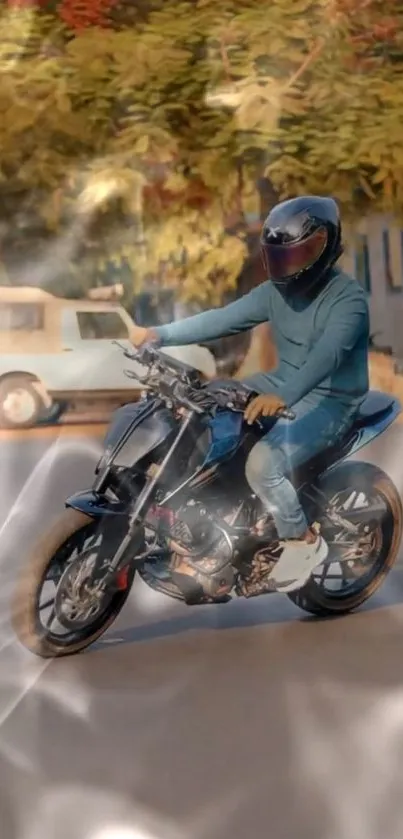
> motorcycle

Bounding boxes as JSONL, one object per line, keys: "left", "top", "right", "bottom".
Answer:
{"left": 12, "top": 342, "right": 403, "bottom": 658}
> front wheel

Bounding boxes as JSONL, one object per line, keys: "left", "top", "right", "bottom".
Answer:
{"left": 0, "top": 376, "right": 43, "bottom": 429}
{"left": 12, "top": 508, "right": 140, "bottom": 658}
{"left": 289, "top": 462, "right": 403, "bottom": 617}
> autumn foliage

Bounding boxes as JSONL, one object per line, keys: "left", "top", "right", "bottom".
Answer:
{"left": 58, "top": 0, "right": 116, "bottom": 30}
{"left": 0, "top": 0, "right": 402, "bottom": 301}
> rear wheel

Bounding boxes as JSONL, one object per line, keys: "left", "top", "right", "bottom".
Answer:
{"left": 288, "top": 462, "right": 402, "bottom": 617}
{"left": 12, "top": 508, "right": 141, "bottom": 658}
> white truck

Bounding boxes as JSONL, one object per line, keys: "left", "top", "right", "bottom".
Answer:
{"left": 0, "top": 287, "right": 216, "bottom": 429}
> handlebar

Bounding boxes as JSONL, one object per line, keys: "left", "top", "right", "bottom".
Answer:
{"left": 113, "top": 340, "right": 296, "bottom": 421}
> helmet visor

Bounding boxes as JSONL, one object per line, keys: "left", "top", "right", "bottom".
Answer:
{"left": 261, "top": 227, "right": 328, "bottom": 282}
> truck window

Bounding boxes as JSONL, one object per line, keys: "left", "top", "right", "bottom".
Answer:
{"left": 77, "top": 311, "right": 129, "bottom": 340}
{"left": 0, "top": 303, "right": 44, "bottom": 331}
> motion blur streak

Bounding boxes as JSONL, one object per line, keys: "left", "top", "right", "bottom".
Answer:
{"left": 0, "top": 436, "right": 103, "bottom": 542}
{"left": 288, "top": 678, "right": 403, "bottom": 839}
{"left": 23, "top": 788, "right": 184, "bottom": 839}
{"left": 91, "top": 826, "right": 155, "bottom": 839}
{"left": 0, "top": 438, "right": 101, "bottom": 748}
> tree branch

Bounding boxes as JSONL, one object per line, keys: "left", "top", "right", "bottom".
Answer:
{"left": 283, "top": 38, "right": 325, "bottom": 92}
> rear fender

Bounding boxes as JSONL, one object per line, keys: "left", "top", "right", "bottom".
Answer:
{"left": 340, "top": 397, "right": 401, "bottom": 463}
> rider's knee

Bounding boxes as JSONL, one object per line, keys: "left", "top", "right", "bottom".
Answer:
{"left": 245, "top": 439, "right": 282, "bottom": 491}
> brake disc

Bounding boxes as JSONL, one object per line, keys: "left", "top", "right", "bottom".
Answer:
{"left": 54, "top": 550, "right": 112, "bottom": 630}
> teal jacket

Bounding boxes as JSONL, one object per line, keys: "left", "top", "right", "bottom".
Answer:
{"left": 155, "top": 268, "right": 370, "bottom": 410}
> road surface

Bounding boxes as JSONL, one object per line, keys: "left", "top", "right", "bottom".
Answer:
{"left": 1, "top": 423, "right": 403, "bottom": 839}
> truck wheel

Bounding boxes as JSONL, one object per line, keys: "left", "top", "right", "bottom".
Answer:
{"left": 0, "top": 376, "right": 43, "bottom": 429}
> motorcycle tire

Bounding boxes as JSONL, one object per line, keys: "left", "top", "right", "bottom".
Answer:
{"left": 12, "top": 508, "right": 138, "bottom": 658}
{"left": 289, "top": 462, "right": 402, "bottom": 617}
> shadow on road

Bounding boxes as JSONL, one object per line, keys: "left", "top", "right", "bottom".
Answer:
{"left": 90, "top": 566, "right": 403, "bottom": 653}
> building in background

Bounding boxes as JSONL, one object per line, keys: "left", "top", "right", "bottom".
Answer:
{"left": 341, "top": 215, "right": 403, "bottom": 357}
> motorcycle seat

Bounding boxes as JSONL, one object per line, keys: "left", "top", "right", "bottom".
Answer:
{"left": 292, "top": 391, "right": 396, "bottom": 484}
{"left": 353, "top": 390, "right": 395, "bottom": 427}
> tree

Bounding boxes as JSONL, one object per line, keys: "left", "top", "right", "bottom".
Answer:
{"left": 0, "top": 0, "right": 402, "bottom": 301}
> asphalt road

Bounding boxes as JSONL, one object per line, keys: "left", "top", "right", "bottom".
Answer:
{"left": 1, "top": 423, "right": 403, "bottom": 839}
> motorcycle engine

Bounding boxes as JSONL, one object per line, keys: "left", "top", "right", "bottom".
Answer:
{"left": 235, "top": 544, "right": 281, "bottom": 597}
{"left": 154, "top": 501, "right": 236, "bottom": 603}
{"left": 145, "top": 500, "right": 286, "bottom": 603}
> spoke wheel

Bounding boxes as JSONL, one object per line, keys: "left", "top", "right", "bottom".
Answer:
{"left": 311, "top": 485, "right": 385, "bottom": 597}
{"left": 288, "top": 462, "right": 402, "bottom": 617}
{"left": 12, "top": 509, "right": 141, "bottom": 658}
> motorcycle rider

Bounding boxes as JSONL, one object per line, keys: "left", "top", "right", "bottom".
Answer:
{"left": 130, "top": 196, "right": 370, "bottom": 593}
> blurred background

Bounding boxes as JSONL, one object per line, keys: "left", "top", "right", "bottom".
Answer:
{"left": 0, "top": 0, "right": 403, "bottom": 427}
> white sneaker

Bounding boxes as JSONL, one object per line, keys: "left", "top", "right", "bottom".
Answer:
{"left": 268, "top": 533, "right": 329, "bottom": 593}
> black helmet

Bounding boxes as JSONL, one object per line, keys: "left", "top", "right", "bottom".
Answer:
{"left": 260, "top": 195, "right": 343, "bottom": 294}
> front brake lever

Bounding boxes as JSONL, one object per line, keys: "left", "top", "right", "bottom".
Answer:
{"left": 112, "top": 339, "right": 140, "bottom": 361}
{"left": 123, "top": 369, "right": 149, "bottom": 384}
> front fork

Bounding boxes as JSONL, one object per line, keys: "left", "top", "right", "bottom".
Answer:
{"left": 100, "top": 409, "right": 196, "bottom": 589}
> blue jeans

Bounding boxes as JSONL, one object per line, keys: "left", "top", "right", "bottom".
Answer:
{"left": 244, "top": 396, "right": 356, "bottom": 540}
